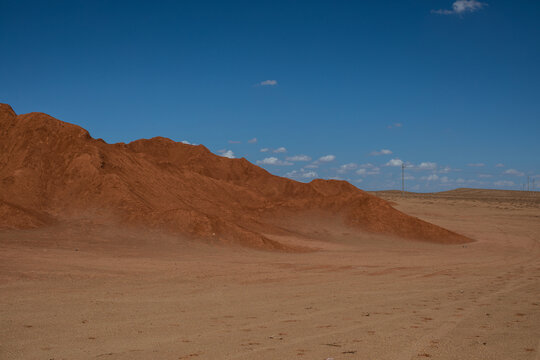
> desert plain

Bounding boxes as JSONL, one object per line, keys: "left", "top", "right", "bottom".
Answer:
{"left": 1, "top": 189, "right": 539, "bottom": 360}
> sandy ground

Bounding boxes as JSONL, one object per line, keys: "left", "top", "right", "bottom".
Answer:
{"left": 1, "top": 191, "right": 539, "bottom": 359}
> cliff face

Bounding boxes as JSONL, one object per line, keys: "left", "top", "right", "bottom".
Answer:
{"left": 0, "top": 104, "right": 470, "bottom": 248}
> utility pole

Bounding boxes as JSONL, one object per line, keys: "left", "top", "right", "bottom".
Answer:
{"left": 401, "top": 163, "right": 405, "bottom": 196}
{"left": 527, "top": 176, "right": 530, "bottom": 192}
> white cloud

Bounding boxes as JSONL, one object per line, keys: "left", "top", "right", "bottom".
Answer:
{"left": 273, "top": 147, "right": 287, "bottom": 153}
{"left": 356, "top": 168, "right": 367, "bottom": 175}
{"left": 181, "top": 140, "right": 191, "bottom": 145}
{"left": 260, "top": 148, "right": 270, "bottom": 152}
{"left": 452, "top": 0, "right": 486, "bottom": 13}
{"left": 439, "top": 176, "right": 479, "bottom": 184}
{"left": 439, "top": 166, "right": 451, "bottom": 174}
{"left": 318, "top": 155, "right": 336, "bottom": 162}
{"left": 440, "top": 176, "right": 467, "bottom": 184}
{"left": 468, "top": 163, "right": 485, "bottom": 167}
{"left": 478, "top": 174, "right": 492, "bottom": 178}
{"left": 424, "top": 174, "right": 439, "bottom": 181}
{"left": 359, "top": 163, "right": 376, "bottom": 168}
{"left": 305, "top": 164, "right": 319, "bottom": 169}
{"left": 495, "top": 163, "right": 504, "bottom": 167}
{"left": 284, "top": 170, "right": 296, "bottom": 178}
{"left": 494, "top": 180, "right": 515, "bottom": 187}
{"left": 286, "top": 155, "right": 312, "bottom": 162}
{"left": 259, "top": 80, "right": 277, "bottom": 86}
{"left": 370, "top": 149, "right": 393, "bottom": 156}
{"left": 337, "top": 163, "right": 358, "bottom": 174}
{"left": 256, "top": 157, "right": 293, "bottom": 166}
{"left": 356, "top": 166, "right": 380, "bottom": 176}
{"left": 285, "top": 169, "right": 318, "bottom": 179}
{"left": 301, "top": 171, "right": 317, "bottom": 179}
{"left": 228, "top": 140, "right": 241, "bottom": 144}
{"left": 386, "top": 158, "right": 403, "bottom": 167}
{"left": 432, "top": 0, "right": 486, "bottom": 15}
{"left": 248, "top": 138, "right": 257, "bottom": 144}
{"left": 418, "top": 162, "right": 437, "bottom": 170}
{"left": 218, "top": 149, "right": 235, "bottom": 159}
{"left": 504, "top": 169, "right": 524, "bottom": 176}
{"left": 387, "top": 122, "right": 403, "bottom": 129}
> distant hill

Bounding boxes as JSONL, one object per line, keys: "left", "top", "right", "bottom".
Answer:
{"left": 373, "top": 188, "right": 540, "bottom": 203}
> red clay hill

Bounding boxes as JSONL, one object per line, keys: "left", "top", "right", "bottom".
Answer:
{"left": 0, "top": 104, "right": 470, "bottom": 249}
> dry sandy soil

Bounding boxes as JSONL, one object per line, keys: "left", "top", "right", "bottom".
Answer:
{"left": 1, "top": 189, "right": 539, "bottom": 359}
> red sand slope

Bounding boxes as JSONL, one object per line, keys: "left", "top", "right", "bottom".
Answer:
{"left": 0, "top": 104, "right": 470, "bottom": 248}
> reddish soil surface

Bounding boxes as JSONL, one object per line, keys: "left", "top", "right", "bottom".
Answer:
{"left": 1, "top": 189, "right": 538, "bottom": 359}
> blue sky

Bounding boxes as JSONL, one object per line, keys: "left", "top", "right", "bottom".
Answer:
{"left": 1, "top": 0, "right": 539, "bottom": 191}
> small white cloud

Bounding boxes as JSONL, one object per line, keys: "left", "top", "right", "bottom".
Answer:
{"left": 494, "top": 180, "right": 515, "bottom": 187}
{"left": 432, "top": 0, "right": 486, "bottom": 15}
{"left": 438, "top": 166, "right": 451, "bottom": 174}
{"left": 285, "top": 169, "right": 318, "bottom": 179}
{"left": 319, "top": 155, "right": 336, "bottom": 162}
{"left": 441, "top": 176, "right": 449, "bottom": 183}
{"left": 356, "top": 168, "right": 367, "bottom": 175}
{"left": 259, "top": 80, "right": 277, "bottom": 86}
{"left": 386, "top": 158, "right": 403, "bottom": 167}
{"left": 248, "top": 138, "right": 257, "bottom": 144}
{"left": 302, "top": 171, "right": 318, "bottom": 178}
{"left": 181, "top": 140, "right": 191, "bottom": 145}
{"left": 260, "top": 148, "right": 270, "bottom": 152}
{"left": 495, "top": 163, "right": 504, "bottom": 167}
{"left": 228, "top": 140, "right": 241, "bottom": 144}
{"left": 257, "top": 157, "right": 278, "bottom": 165}
{"left": 370, "top": 149, "right": 393, "bottom": 156}
{"left": 285, "top": 170, "right": 296, "bottom": 177}
{"left": 387, "top": 122, "right": 403, "bottom": 129}
{"left": 305, "top": 164, "right": 319, "bottom": 169}
{"left": 218, "top": 149, "right": 235, "bottom": 159}
{"left": 358, "top": 163, "right": 376, "bottom": 168}
{"left": 256, "top": 157, "right": 293, "bottom": 166}
{"left": 425, "top": 174, "right": 439, "bottom": 181}
{"left": 356, "top": 166, "right": 380, "bottom": 176}
{"left": 286, "top": 155, "right": 312, "bottom": 162}
{"left": 337, "top": 163, "right": 358, "bottom": 174}
{"left": 418, "top": 162, "right": 437, "bottom": 170}
{"left": 273, "top": 147, "right": 287, "bottom": 153}
{"left": 504, "top": 169, "right": 524, "bottom": 176}
{"left": 467, "top": 163, "right": 485, "bottom": 167}
{"left": 478, "top": 174, "right": 492, "bottom": 178}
